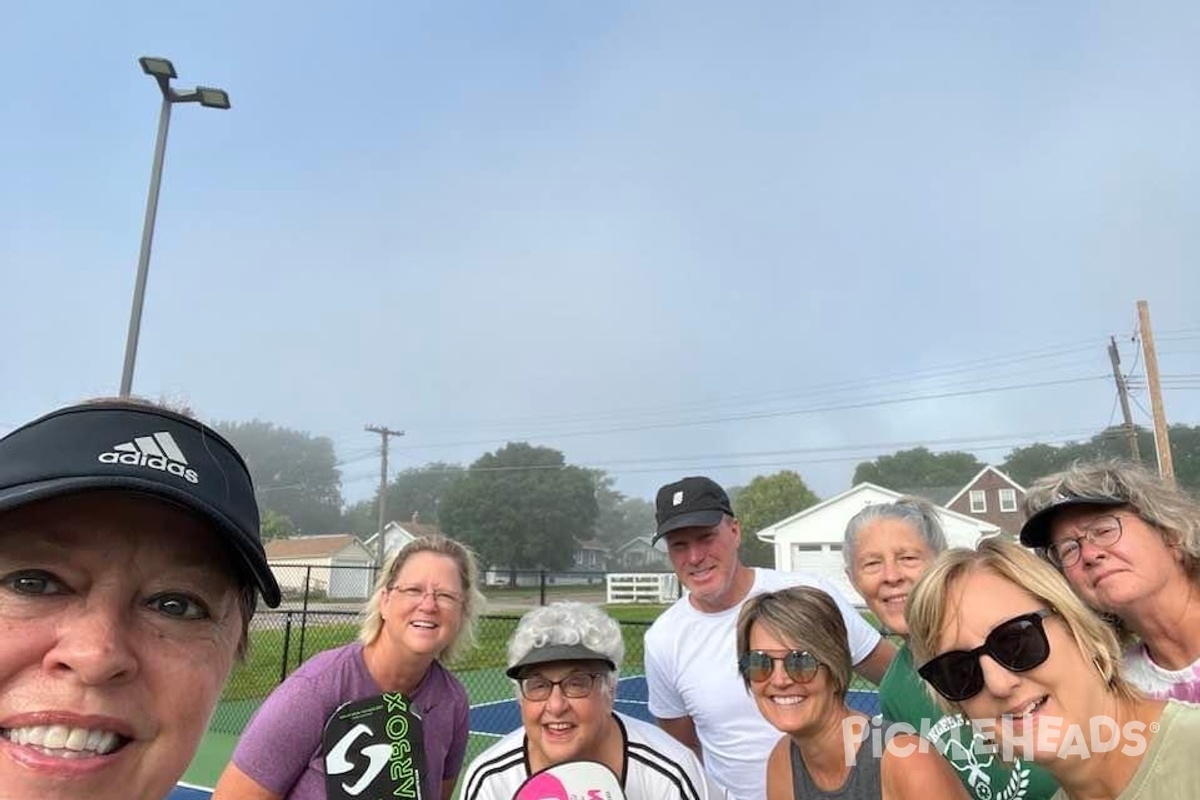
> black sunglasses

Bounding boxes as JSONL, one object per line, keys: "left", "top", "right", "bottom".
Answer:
{"left": 918, "top": 609, "right": 1055, "bottom": 702}
{"left": 738, "top": 650, "right": 821, "bottom": 684}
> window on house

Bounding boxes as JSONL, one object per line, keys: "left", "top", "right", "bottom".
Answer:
{"left": 969, "top": 490, "right": 987, "bottom": 514}
{"left": 998, "top": 488, "right": 1018, "bottom": 513}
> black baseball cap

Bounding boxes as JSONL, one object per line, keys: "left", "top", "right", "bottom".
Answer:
{"left": 654, "top": 476, "right": 734, "bottom": 544}
{"left": 0, "top": 400, "right": 281, "bottom": 607}
{"left": 1019, "top": 493, "right": 1126, "bottom": 548}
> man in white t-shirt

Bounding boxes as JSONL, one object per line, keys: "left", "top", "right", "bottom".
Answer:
{"left": 645, "top": 476, "right": 895, "bottom": 800}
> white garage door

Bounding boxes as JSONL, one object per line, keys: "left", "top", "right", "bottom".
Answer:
{"left": 789, "top": 543, "right": 863, "bottom": 606}
{"left": 329, "top": 559, "right": 373, "bottom": 599}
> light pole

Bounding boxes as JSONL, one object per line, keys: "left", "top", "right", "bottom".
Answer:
{"left": 119, "top": 57, "right": 231, "bottom": 397}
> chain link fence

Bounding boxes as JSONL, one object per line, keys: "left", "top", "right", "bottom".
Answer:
{"left": 214, "top": 561, "right": 879, "bottom": 775}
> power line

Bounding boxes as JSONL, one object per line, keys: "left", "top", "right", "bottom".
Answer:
{"left": 394, "top": 375, "right": 1110, "bottom": 452}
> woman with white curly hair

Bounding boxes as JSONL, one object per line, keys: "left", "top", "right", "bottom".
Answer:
{"left": 459, "top": 602, "right": 727, "bottom": 800}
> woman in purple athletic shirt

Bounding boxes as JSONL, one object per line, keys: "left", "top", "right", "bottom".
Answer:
{"left": 211, "top": 535, "right": 482, "bottom": 800}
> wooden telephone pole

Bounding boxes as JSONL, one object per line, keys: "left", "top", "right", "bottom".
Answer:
{"left": 1107, "top": 336, "right": 1141, "bottom": 463}
{"left": 1136, "top": 301, "right": 1174, "bottom": 480}
{"left": 365, "top": 424, "right": 405, "bottom": 576}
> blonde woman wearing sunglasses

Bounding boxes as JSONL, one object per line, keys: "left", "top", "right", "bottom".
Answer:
{"left": 908, "top": 538, "right": 1200, "bottom": 799}
{"left": 843, "top": 497, "right": 1058, "bottom": 800}
{"left": 736, "top": 587, "right": 966, "bottom": 800}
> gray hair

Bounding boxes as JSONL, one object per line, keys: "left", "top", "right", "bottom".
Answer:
{"left": 1024, "top": 459, "right": 1200, "bottom": 582}
{"left": 507, "top": 602, "right": 625, "bottom": 695}
{"left": 843, "top": 495, "right": 948, "bottom": 568}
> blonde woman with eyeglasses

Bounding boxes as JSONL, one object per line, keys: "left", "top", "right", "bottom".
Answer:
{"left": 1020, "top": 460, "right": 1200, "bottom": 703}
{"left": 212, "top": 536, "right": 483, "bottom": 800}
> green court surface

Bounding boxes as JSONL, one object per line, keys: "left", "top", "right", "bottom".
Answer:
{"left": 182, "top": 666, "right": 516, "bottom": 789}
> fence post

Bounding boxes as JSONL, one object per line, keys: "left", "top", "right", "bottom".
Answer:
{"left": 279, "top": 611, "right": 293, "bottom": 685}
{"left": 298, "top": 565, "right": 311, "bottom": 665}
{"left": 539, "top": 570, "right": 547, "bottom": 606}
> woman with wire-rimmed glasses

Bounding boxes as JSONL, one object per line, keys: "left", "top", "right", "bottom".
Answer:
{"left": 736, "top": 586, "right": 966, "bottom": 800}
{"left": 213, "top": 535, "right": 482, "bottom": 800}
{"left": 1019, "top": 460, "right": 1200, "bottom": 703}
{"left": 460, "top": 602, "right": 726, "bottom": 800}
{"left": 908, "top": 537, "right": 1200, "bottom": 799}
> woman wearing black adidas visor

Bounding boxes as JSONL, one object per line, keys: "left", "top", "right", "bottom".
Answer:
{"left": 0, "top": 399, "right": 281, "bottom": 800}
{"left": 907, "top": 538, "right": 1200, "bottom": 799}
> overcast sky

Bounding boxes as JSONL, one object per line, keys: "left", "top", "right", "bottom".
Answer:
{"left": 4, "top": 2, "right": 1199, "bottom": 508}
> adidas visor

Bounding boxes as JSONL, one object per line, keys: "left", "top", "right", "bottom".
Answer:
{"left": 0, "top": 401, "right": 281, "bottom": 607}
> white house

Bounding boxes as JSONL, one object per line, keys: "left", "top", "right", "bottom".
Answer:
{"left": 363, "top": 516, "right": 445, "bottom": 562}
{"left": 265, "top": 534, "right": 376, "bottom": 600}
{"left": 614, "top": 536, "right": 671, "bottom": 571}
{"left": 754, "top": 482, "right": 1001, "bottom": 606}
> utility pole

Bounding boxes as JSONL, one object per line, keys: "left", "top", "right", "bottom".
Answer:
{"left": 1136, "top": 301, "right": 1174, "bottom": 480}
{"left": 365, "top": 425, "right": 405, "bottom": 577}
{"left": 1107, "top": 336, "right": 1141, "bottom": 463}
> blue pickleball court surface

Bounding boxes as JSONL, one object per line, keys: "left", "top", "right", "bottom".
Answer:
{"left": 469, "top": 676, "right": 880, "bottom": 736}
{"left": 167, "top": 676, "right": 880, "bottom": 799}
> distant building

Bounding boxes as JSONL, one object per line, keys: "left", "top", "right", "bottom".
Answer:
{"left": 363, "top": 513, "right": 446, "bottom": 562}
{"left": 265, "top": 534, "right": 375, "bottom": 599}
{"left": 614, "top": 536, "right": 671, "bottom": 571}
{"left": 754, "top": 483, "right": 1001, "bottom": 606}
{"left": 944, "top": 465, "right": 1028, "bottom": 537}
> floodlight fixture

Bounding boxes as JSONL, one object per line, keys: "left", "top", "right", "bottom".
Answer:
{"left": 195, "top": 86, "right": 232, "bottom": 110}
{"left": 139, "top": 56, "right": 177, "bottom": 80}
{"left": 119, "top": 57, "right": 231, "bottom": 397}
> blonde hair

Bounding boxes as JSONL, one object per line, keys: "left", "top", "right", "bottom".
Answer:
{"left": 906, "top": 538, "right": 1139, "bottom": 713}
{"left": 358, "top": 535, "right": 485, "bottom": 663}
{"left": 736, "top": 586, "right": 851, "bottom": 698}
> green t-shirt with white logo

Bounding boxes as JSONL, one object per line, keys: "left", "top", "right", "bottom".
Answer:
{"left": 880, "top": 643, "right": 1059, "bottom": 800}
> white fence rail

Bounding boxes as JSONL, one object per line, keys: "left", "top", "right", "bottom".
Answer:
{"left": 606, "top": 573, "right": 679, "bottom": 604}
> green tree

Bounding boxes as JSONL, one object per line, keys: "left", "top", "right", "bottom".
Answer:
{"left": 343, "top": 462, "right": 465, "bottom": 539}
{"left": 852, "top": 447, "right": 983, "bottom": 491}
{"left": 214, "top": 420, "right": 344, "bottom": 536}
{"left": 590, "top": 470, "right": 656, "bottom": 549}
{"left": 1000, "top": 425, "right": 1200, "bottom": 491}
{"left": 260, "top": 508, "right": 297, "bottom": 541}
{"left": 734, "top": 471, "right": 820, "bottom": 567}
{"left": 439, "top": 443, "right": 599, "bottom": 576}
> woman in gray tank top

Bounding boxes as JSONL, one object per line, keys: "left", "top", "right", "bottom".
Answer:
{"left": 736, "top": 587, "right": 968, "bottom": 800}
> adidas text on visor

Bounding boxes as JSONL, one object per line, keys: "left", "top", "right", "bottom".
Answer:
{"left": 0, "top": 401, "right": 281, "bottom": 607}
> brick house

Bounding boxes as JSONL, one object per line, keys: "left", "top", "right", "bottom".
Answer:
{"left": 945, "top": 465, "right": 1028, "bottom": 536}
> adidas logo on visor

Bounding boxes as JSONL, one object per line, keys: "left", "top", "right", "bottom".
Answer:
{"left": 97, "top": 431, "right": 199, "bottom": 484}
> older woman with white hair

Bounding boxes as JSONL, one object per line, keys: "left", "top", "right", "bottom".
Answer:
{"left": 459, "top": 602, "right": 727, "bottom": 800}
{"left": 1020, "top": 459, "right": 1200, "bottom": 702}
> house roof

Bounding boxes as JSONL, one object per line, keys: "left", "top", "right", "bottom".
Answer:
{"left": 754, "top": 482, "right": 1003, "bottom": 543}
{"left": 363, "top": 519, "right": 446, "bottom": 547}
{"left": 266, "top": 534, "right": 362, "bottom": 560}
{"left": 615, "top": 536, "right": 656, "bottom": 553}
{"left": 389, "top": 520, "right": 444, "bottom": 539}
{"left": 575, "top": 539, "right": 610, "bottom": 553}
{"left": 891, "top": 485, "right": 960, "bottom": 507}
{"left": 945, "top": 465, "right": 1028, "bottom": 508}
